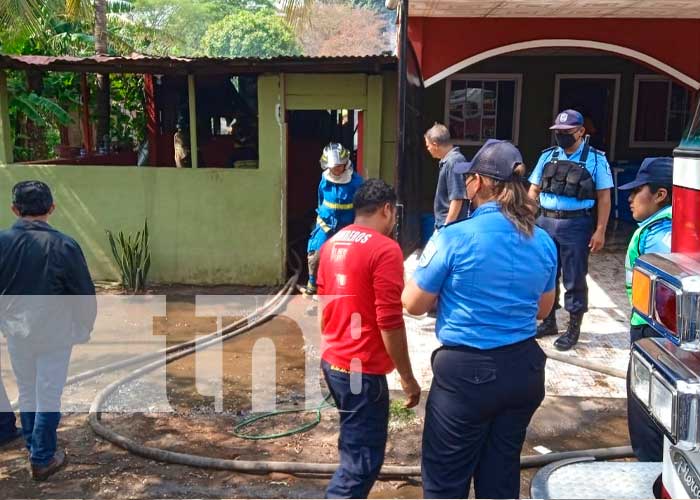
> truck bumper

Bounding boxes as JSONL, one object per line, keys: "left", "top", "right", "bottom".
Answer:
{"left": 530, "top": 457, "right": 661, "bottom": 499}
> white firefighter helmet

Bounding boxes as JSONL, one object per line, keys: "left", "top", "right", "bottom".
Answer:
{"left": 320, "top": 143, "right": 350, "bottom": 170}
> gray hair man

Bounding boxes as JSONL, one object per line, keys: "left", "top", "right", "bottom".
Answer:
{"left": 424, "top": 123, "right": 469, "bottom": 229}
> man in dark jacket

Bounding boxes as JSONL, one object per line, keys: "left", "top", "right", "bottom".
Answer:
{"left": 0, "top": 180, "right": 96, "bottom": 481}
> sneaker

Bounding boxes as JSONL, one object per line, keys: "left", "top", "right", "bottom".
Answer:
{"left": 31, "top": 449, "right": 67, "bottom": 481}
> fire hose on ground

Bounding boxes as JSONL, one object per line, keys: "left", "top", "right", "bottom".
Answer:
{"left": 81, "top": 249, "right": 634, "bottom": 479}
{"left": 5, "top": 247, "right": 633, "bottom": 478}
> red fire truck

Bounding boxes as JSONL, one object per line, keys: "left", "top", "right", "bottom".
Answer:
{"left": 531, "top": 101, "right": 700, "bottom": 499}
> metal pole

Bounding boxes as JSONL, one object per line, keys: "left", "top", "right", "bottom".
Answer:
{"left": 187, "top": 74, "right": 198, "bottom": 169}
{"left": 396, "top": 0, "right": 409, "bottom": 242}
{"left": 80, "top": 73, "right": 93, "bottom": 154}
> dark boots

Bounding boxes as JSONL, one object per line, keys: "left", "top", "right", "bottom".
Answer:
{"left": 536, "top": 308, "right": 558, "bottom": 338}
{"left": 554, "top": 313, "right": 584, "bottom": 351}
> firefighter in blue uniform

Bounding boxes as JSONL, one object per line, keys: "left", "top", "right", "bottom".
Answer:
{"left": 528, "top": 109, "right": 614, "bottom": 351}
{"left": 304, "top": 143, "right": 364, "bottom": 295}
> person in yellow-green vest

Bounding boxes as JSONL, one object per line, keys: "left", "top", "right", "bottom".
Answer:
{"left": 619, "top": 157, "right": 673, "bottom": 462}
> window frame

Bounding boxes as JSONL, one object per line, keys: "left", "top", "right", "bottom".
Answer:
{"left": 444, "top": 73, "right": 523, "bottom": 146}
{"left": 630, "top": 74, "right": 692, "bottom": 149}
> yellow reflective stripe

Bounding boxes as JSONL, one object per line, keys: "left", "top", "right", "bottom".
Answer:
{"left": 316, "top": 217, "right": 332, "bottom": 233}
{"left": 323, "top": 200, "right": 354, "bottom": 210}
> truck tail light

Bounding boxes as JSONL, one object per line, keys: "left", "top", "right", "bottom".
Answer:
{"left": 632, "top": 269, "right": 652, "bottom": 317}
{"left": 654, "top": 280, "right": 680, "bottom": 336}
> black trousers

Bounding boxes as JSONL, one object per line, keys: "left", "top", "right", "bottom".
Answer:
{"left": 536, "top": 215, "right": 593, "bottom": 314}
{"left": 421, "top": 338, "right": 546, "bottom": 499}
{"left": 627, "top": 324, "right": 664, "bottom": 462}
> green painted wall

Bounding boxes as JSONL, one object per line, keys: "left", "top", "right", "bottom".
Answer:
{"left": 284, "top": 72, "right": 397, "bottom": 182}
{"left": 417, "top": 55, "right": 684, "bottom": 211}
{"left": 0, "top": 74, "right": 285, "bottom": 285}
{"left": 0, "top": 71, "right": 396, "bottom": 285}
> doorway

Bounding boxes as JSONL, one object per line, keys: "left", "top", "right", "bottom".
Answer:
{"left": 286, "top": 109, "right": 361, "bottom": 279}
{"left": 554, "top": 75, "right": 620, "bottom": 159}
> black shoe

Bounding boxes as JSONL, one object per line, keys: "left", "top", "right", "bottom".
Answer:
{"left": 0, "top": 428, "right": 22, "bottom": 447}
{"left": 554, "top": 313, "right": 584, "bottom": 351}
{"left": 31, "top": 449, "right": 67, "bottom": 481}
{"left": 536, "top": 310, "right": 558, "bottom": 338}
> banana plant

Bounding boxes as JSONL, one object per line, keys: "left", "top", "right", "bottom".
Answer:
{"left": 106, "top": 219, "right": 151, "bottom": 293}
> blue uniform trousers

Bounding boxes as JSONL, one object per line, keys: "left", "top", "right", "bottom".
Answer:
{"left": 536, "top": 215, "right": 593, "bottom": 314}
{"left": 322, "top": 360, "right": 389, "bottom": 499}
{"left": 422, "top": 339, "right": 546, "bottom": 499}
{"left": 627, "top": 324, "right": 664, "bottom": 462}
{"left": 7, "top": 339, "right": 72, "bottom": 465}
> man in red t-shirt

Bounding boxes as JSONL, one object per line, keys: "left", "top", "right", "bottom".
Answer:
{"left": 317, "top": 179, "right": 420, "bottom": 499}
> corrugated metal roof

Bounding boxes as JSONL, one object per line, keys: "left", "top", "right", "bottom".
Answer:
{"left": 0, "top": 53, "right": 397, "bottom": 75}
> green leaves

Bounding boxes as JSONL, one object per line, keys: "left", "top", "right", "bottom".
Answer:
{"left": 9, "top": 92, "right": 73, "bottom": 128}
{"left": 201, "top": 10, "right": 300, "bottom": 58}
{"left": 105, "top": 219, "right": 151, "bottom": 293}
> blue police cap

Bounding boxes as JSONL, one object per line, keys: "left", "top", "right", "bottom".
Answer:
{"left": 618, "top": 157, "right": 674, "bottom": 191}
{"left": 12, "top": 180, "right": 53, "bottom": 216}
{"left": 550, "top": 109, "right": 584, "bottom": 130}
{"left": 454, "top": 139, "right": 523, "bottom": 181}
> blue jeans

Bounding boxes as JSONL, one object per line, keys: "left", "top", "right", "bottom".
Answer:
{"left": 536, "top": 215, "right": 593, "bottom": 314}
{"left": 6, "top": 339, "right": 72, "bottom": 465}
{"left": 0, "top": 344, "right": 17, "bottom": 441}
{"left": 321, "top": 360, "right": 389, "bottom": 499}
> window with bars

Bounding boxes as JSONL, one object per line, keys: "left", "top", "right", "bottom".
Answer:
{"left": 445, "top": 75, "right": 522, "bottom": 145}
{"left": 630, "top": 75, "right": 693, "bottom": 147}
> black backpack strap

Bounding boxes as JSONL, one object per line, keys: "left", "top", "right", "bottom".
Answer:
{"left": 551, "top": 148, "right": 560, "bottom": 161}
{"left": 579, "top": 135, "right": 591, "bottom": 164}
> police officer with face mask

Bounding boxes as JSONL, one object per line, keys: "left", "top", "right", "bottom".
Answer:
{"left": 528, "top": 110, "right": 614, "bottom": 351}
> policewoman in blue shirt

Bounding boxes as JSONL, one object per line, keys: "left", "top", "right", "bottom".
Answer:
{"left": 528, "top": 109, "right": 614, "bottom": 351}
{"left": 402, "top": 140, "right": 558, "bottom": 499}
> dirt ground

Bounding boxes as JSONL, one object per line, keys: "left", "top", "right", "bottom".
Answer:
{"left": 0, "top": 285, "right": 632, "bottom": 499}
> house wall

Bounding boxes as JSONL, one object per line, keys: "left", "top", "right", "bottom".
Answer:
{"left": 0, "top": 70, "right": 397, "bottom": 285}
{"left": 408, "top": 17, "right": 700, "bottom": 88}
{"left": 416, "top": 55, "right": 693, "bottom": 212}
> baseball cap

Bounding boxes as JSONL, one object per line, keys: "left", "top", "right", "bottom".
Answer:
{"left": 618, "top": 157, "right": 674, "bottom": 190}
{"left": 454, "top": 140, "right": 523, "bottom": 181}
{"left": 550, "top": 109, "right": 584, "bottom": 130}
{"left": 12, "top": 180, "right": 53, "bottom": 216}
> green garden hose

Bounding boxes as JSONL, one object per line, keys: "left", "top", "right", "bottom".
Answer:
{"left": 232, "top": 394, "right": 335, "bottom": 440}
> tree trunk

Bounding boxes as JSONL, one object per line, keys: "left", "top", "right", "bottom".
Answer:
{"left": 94, "top": 0, "right": 110, "bottom": 150}
{"left": 26, "top": 70, "right": 48, "bottom": 160}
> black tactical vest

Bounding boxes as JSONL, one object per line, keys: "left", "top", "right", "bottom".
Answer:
{"left": 539, "top": 135, "right": 597, "bottom": 201}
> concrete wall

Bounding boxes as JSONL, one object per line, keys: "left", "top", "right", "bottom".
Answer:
{"left": 416, "top": 55, "right": 687, "bottom": 211}
{"left": 0, "top": 71, "right": 397, "bottom": 285}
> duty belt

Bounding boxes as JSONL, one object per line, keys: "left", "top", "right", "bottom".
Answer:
{"left": 541, "top": 208, "right": 592, "bottom": 219}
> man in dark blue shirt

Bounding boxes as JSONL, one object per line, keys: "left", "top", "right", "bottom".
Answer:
{"left": 0, "top": 180, "right": 96, "bottom": 481}
{"left": 424, "top": 124, "right": 469, "bottom": 228}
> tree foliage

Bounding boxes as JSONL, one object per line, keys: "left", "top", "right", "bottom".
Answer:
{"left": 296, "top": 2, "right": 390, "bottom": 56}
{"left": 127, "top": 0, "right": 275, "bottom": 55}
{"left": 201, "top": 11, "right": 300, "bottom": 58}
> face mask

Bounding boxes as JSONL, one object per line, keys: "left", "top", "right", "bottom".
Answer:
{"left": 555, "top": 132, "right": 577, "bottom": 149}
